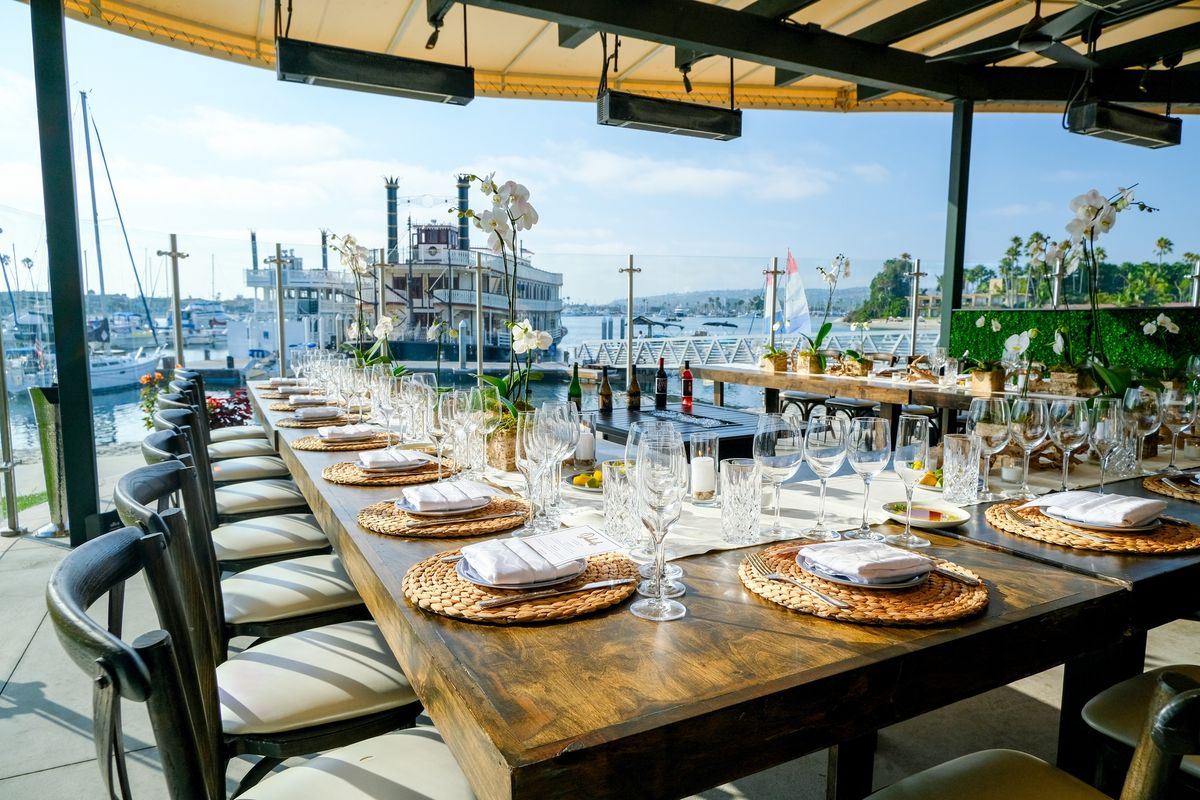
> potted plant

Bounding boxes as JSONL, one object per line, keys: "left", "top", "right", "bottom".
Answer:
{"left": 760, "top": 344, "right": 790, "bottom": 372}
{"left": 793, "top": 255, "right": 847, "bottom": 373}
{"left": 327, "top": 232, "right": 405, "bottom": 372}
{"left": 963, "top": 357, "right": 1006, "bottom": 396}
{"left": 841, "top": 349, "right": 871, "bottom": 377}
{"left": 1046, "top": 326, "right": 1097, "bottom": 396}
{"left": 480, "top": 319, "right": 552, "bottom": 471}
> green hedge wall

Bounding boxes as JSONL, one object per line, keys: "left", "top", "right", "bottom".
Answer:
{"left": 948, "top": 308, "right": 1200, "bottom": 369}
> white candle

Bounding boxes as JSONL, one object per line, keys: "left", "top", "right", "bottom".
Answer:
{"left": 690, "top": 456, "right": 716, "bottom": 494}
{"left": 575, "top": 431, "right": 595, "bottom": 462}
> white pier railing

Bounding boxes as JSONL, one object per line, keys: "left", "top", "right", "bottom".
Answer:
{"left": 572, "top": 332, "right": 942, "bottom": 369}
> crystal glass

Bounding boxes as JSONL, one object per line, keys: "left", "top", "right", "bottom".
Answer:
{"left": 426, "top": 391, "right": 456, "bottom": 482}
{"left": 624, "top": 420, "right": 682, "bottom": 585}
{"left": 846, "top": 417, "right": 890, "bottom": 540}
{"left": 1049, "top": 399, "right": 1089, "bottom": 491}
{"left": 475, "top": 384, "right": 503, "bottom": 472}
{"left": 1123, "top": 386, "right": 1163, "bottom": 476}
{"left": 1008, "top": 398, "right": 1048, "bottom": 500}
{"left": 1090, "top": 398, "right": 1124, "bottom": 494}
{"left": 803, "top": 415, "right": 847, "bottom": 541}
{"left": 1186, "top": 355, "right": 1200, "bottom": 384}
{"left": 630, "top": 429, "right": 688, "bottom": 622}
{"left": 376, "top": 375, "right": 399, "bottom": 444}
{"left": 752, "top": 414, "right": 805, "bottom": 539}
{"left": 966, "top": 398, "right": 1010, "bottom": 502}
{"left": 927, "top": 346, "right": 948, "bottom": 377}
{"left": 513, "top": 410, "right": 548, "bottom": 537}
{"left": 601, "top": 459, "right": 639, "bottom": 548}
{"left": 941, "top": 434, "right": 980, "bottom": 505}
{"left": 688, "top": 432, "right": 719, "bottom": 504}
{"left": 574, "top": 412, "right": 597, "bottom": 471}
{"left": 625, "top": 419, "right": 673, "bottom": 463}
{"left": 719, "top": 458, "right": 761, "bottom": 546}
{"left": 539, "top": 401, "right": 579, "bottom": 519}
{"left": 940, "top": 357, "right": 959, "bottom": 388}
{"left": 885, "top": 414, "right": 931, "bottom": 549}
{"left": 1160, "top": 388, "right": 1196, "bottom": 475}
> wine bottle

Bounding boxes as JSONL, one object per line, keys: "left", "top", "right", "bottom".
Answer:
{"left": 568, "top": 362, "right": 582, "bottom": 411}
{"left": 598, "top": 366, "right": 613, "bottom": 412}
{"left": 681, "top": 359, "right": 693, "bottom": 412}
{"left": 654, "top": 357, "right": 668, "bottom": 411}
{"left": 626, "top": 367, "right": 641, "bottom": 409}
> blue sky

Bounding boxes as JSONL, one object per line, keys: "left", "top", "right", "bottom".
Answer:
{"left": 0, "top": 2, "right": 1196, "bottom": 303}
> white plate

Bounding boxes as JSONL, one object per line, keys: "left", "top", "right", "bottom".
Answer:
{"left": 455, "top": 558, "right": 588, "bottom": 590}
{"left": 320, "top": 433, "right": 378, "bottom": 443}
{"left": 883, "top": 502, "right": 969, "bottom": 530}
{"left": 394, "top": 496, "right": 493, "bottom": 518}
{"left": 1040, "top": 508, "right": 1162, "bottom": 534}
{"left": 796, "top": 557, "right": 929, "bottom": 590}
{"left": 563, "top": 474, "right": 602, "bottom": 493}
{"left": 916, "top": 482, "right": 943, "bottom": 493}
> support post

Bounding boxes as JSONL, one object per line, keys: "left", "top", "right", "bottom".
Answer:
{"left": 619, "top": 256, "right": 641, "bottom": 386}
{"left": 763, "top": 257, "right": 783, "bottom": 351}
{"left": 273, "top": 243, "right": 287, "bottom": 377}
{"left": 1191, "top": 258, "right": 1200, "bottom": 308}
{"left": 474, "top": 252, "right": 485, "bottom": 379}
{"left": 0, "top": 326, "right": 27, "bottom": 537}
{"left": 157, "top": 234, "right": 188, "bottom": 368}
{"left": 31, "top": 0, "right": 99, "bottom": 546}
{"left": 908, "top": 258, "right": 925, "bottom": 357}
{"left": 939, "top": 99, "right": 973, "bottom": 348}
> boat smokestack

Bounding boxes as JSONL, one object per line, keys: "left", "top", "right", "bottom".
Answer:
{"left": 320, "top": 229, "right": 329, "bottom": 270}
{"left": 250, "top": 230, "right": 258, "bottom": 271}
{"left": 456, "top": 174, "right": 470, "bottom": 251}
{"left": 385, "top": 176, "right": 400, "bottom": 263}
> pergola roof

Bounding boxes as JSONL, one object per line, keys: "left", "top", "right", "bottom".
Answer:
{"left": 53, "top": 0, "right": 1200, "bottom": 112}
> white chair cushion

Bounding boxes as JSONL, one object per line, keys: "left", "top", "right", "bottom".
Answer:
{"left": 212, "top": 456, "right": 289, "bottom": 484}
{"left": 242, "top": 726, "right": 475, "bottom": 800}
{"left": 867, "top": 750, "right": 1105, "bottom": 800}
{"left": 212, "top": 513, "right": 328, "bottom": 562}
{"left": 1082, "top": 664, "right": 1200, "bottom": 778}
{"left": 209, "top": 438, "right": 277, "bottom": 461}
{"left": 211, "top": 424, "right": 268, "bottom": 443}
{"left": 217, "top": 620, "right": 418, "bottom": 735}
{"left": 216, "top": 479, "right": 307, "bottom": 517}
{"left": 223, "top": 554, "right": 361, "bottom": 625}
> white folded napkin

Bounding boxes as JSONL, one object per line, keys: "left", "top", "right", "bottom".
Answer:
{"left": 800, "top": 541, "right": 932, "bottom": 581}
{"left": 359, "top": 448, "right": 432, "bottom": 471}
{"left": 459, "top": 537, "right": 582, "bottom": 586}
{"left": 293, "top": 406, "right": 342, "bottom": 421}
{"left": 317, "top": 423, "right": 377, "bottom": 442}
{"left": 1020, "top": 491, "right": 1166, "bottom": 528}
{"left": 277, "top": 385, "right": 311, "bottom": 396}
{"left": 288, "top": 395, "right": 330, "bottom": 406}
{"left": 269, "top": 377, "right": 305, "bottom": 386}
{"left": 400, "top": 479, "right": 498, "bottom": 512}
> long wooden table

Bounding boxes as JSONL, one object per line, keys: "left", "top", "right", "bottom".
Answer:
{"left": 250, "top": 386, "right": 1134, "bottom": 800}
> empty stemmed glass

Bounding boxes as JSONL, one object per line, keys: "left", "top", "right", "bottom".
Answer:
{"left": 1049, "top": 399, "right": 1089, "bottom": 491}
{"left": 375, "top": 375, "right": 400, "bottom": 445}
{"left": 630, "top": 428, "right": 688, "bottom": 622}
{"left": 927, "top": 346, "right": 948, "bottom": 379}
{"left": 885, "top": 414, "right": 931, "bottom": 549}
{"left": 474, "top": 384, "right": 503, "bottom": 473}
{"left": 427, "top": 391, "right": 454, "bottom": 482}
{"left": 1160, "top": 388, "right": 1196, "bottom": 475}
{"left": 1123, "top": 386, "right": 1163, "bottom": 476}
{"left": 1008, "top": 398, "right": 1049, "bottom": 500}
{"left": 846, "top": 417, "right": 890, "bottom": 540}
{"left": 512, "top": 410, "right": 544, "bottom": 536}
{"left": 803, "top": 415, "right": 848, "bottom": 541}
{"left": 1090, "top": 398, "right": 1124, "bottom": 494}
{"left": 753, "top": 414, "right": 805, "bottom": 539}
{"left": 966, "top": 398, "right": 1010, "bottom": 502}
{"left": 624, "top": 419, "right": 683, "bottom": 594}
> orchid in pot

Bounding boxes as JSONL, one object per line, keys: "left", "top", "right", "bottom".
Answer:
{"left": 328, "top": 232, "right": 396, "bottom": 367}
{"left": 427, "top": 317, "right": 458, "bottom": 384}
{"left": 794, "top": 254, "right": 848, "bottom": 372}
{"left": 1003, "top": 328, "right": 1039, "bottom": 396}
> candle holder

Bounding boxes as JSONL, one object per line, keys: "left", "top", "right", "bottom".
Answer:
{"left": 573, "top": 412, "right": 597, "bottom": 470}
{"left": 689, "top": 431, "right": 720, "bottom": 506}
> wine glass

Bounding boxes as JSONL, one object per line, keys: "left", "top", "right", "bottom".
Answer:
{"left": 803, "top": 415, "right": 847, "bottom": 541}
{"left": 927, "top": 346, "right": 948, "bottom": 378}
{"left": 1049, "top": 399, "right": 1089, "bottom": 491}
{"left": 624, "top": 419, "right": 683, "bottom": 591}
{"left": 885, "top": 414, "right": 931, "bottom": 549}
{"left": 846, "top": 417, "right": 890, "bottom": 541}
{"left": 1090, "top": 398, "right": 1124, "bottom": 494}
{"left": 752, "top": 414, "right": 805, "bottom": 540}
{"left": 1123, "top": 386, "right": 1162, "bottom": 476}
{"left": 512, "top": 410, "right": 546, "bottom": 537}
{"left": 1161, "top": 388, "right": 1196, "bottom": 475}
{"left": 1186, "top": 355, "right": 1200, "bottom": 385}
{"left": 966, "top": 398, "right": 1010, "bottom": 502}
{"left": 376, "top": 375, "right": 400, "bottom": 445}
{"left": 629, "top": 428, "right": 688, "bottom": 622}
{"left": 474, "top": 384, "right": 503, "bottom": 473}
{"left": 427, "top": 391, "right": 455, "bottom": 482}
{"left": 1008, "top": 398, "right": 1048, "bottom": 500}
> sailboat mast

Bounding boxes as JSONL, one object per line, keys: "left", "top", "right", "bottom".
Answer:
{"left": 80, "top": 91, "right": 105, "bottom": 319}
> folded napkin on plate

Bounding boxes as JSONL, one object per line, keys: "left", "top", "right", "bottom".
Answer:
{"left": 401, "top": 479, "right": 498, "bottom": 512}
{"left": 269, "top": 377, "right": 305, "bottom": 386}
{"left": 800, "top": 541, "right": 932, "bottom": 581}
{"left": 317, "top": 423, "right": 377, "bottom": 442}
{"left": 459, "top": 537, "right": 581, "bottom": 586}
{"left": 1020, "top": 491, "right": 1166, "bottom": 528}
{"left": 288, "top": 395, "right": 330, "bottom": 406}
{"left": 359, "top": 448, "right": 432, "bottom": 471}
{"left": 293, "top": 406, "right": 342, "bottom": 421}
{"left": 277, "top": 385, "right": 311, "bottom": 396}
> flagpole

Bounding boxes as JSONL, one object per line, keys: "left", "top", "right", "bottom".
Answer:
{"left": 763, "top": 256, "right": 783, "bottom": 351}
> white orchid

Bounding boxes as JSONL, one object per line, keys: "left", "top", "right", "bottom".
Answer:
{"left": 510, "top": 319, "right": 536, "bottom": 354}
{"left": 426, "top": 322, "right": 444, "bottom": 341}
{"left": 373, "top": 316, "right": 395, "bottom": 340}
{"left": 1053, "top": 330, "right": 1065, "bottom": 356}
{"left": 1156, "top": 312, "right": 1171, "bottom": 326}
{"left": 1144, "top": 322, "right": 1159, "bottom": 336}
{"left": 975, "top": 316, "right": 986, "bottom": 328}
{"left": 1167, "top": 321, "right": 1180, "bottom": 335}
{"left": 1004, "top": 331, "right": 1031, "bottom": 358}
{"left": 347, "top": 321, "right": 359, "bottom": 340}
{"left": 478, "top": 172, "right": 498, "bottom": 196}
{"left": 533, "top": 330, "right": 552, "bottom": 350}
{"left": 991, "top": 319, "right": 1002, "bottom": 333}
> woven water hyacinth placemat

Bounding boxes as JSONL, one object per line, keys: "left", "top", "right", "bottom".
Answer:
{"left": 357, "top": 496, "right": 527, "bottom": 537}
{"left": 403, "top": 550, "right": 638, "bottom": 624}
{"left": 268, "top": 401, "right": 338, "bottom": 412}
{"left": 277, "top": 415, "right": 349, "bottom": 428}
{"left": 1143, "top": 475, "right": 1200, "bottom": 503}
{"left": 986, "top": 501, "right": 1200, "bottom": 555}
{"left": 738, "top": 543, "right": 988, "bottom": 626}
{"left": 322, "top": 459, "right": 454, "bottom": 487}
{"left": 292, "top": 432, "right": 401, "bottom": 452}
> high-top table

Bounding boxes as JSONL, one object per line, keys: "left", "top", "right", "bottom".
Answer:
{"left": 248, "top": 384, "right": 1137, "bottom": 800}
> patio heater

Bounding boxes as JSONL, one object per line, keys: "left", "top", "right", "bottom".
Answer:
{"left": 908, "top": 258, "right": 925, "bottom": 357}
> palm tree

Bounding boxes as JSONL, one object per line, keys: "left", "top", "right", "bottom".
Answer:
{"left": 1155, "top": 237, "right": 1174, "bottom": 265}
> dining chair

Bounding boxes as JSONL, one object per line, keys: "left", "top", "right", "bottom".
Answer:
{"left": 141, "top": 428, "right": 327, "bottom": 571}
{"left": 47, "top": 525, "right": 448, "bottom": 798}
{"left": 157, "top": 393, "right": 288, "bottom": 484}
{"left": 151, "top": 408, "right": 309, "bottom": 522}
{"left": 866, "top": 670, "right": 1200, "bottom": 800}
{"left": 174, "top": 369, "right": 270, "bottom": 443}
{"left": 168, "top": 379, "right": 278, "bottom": 460}
{"left": 115, "top": 459, "right": 368, "bottom": 647}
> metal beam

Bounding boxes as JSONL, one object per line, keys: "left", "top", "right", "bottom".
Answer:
{"left": 1091, "top": 22, "right": 1200, "bottom": 69}
{"left": 557, "top": 23, "right": 594, "bottom": 48}
{"left": 427, "top": 0, "right": 456, "bottom": 25}
{"left": 856, "top": 84, "right": 894, "bottom": 102}
{"left": 940, "top": 100, "right": 972, "bottom": 349}
{"left": 675, "top": 0, "right": 821, "bottom": 72}
{"left": 458, "top": 0, "right": 978, "bottom": 99}
{"left": 982, "top": 65, "right": 1200, "bottom": 103}
{"left": 30, "top": 0, "right": 99, "bottom": 547}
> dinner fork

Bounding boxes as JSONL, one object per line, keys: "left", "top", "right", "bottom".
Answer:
{"left": 745, "top": 552, "right": 850, "bottom": 609}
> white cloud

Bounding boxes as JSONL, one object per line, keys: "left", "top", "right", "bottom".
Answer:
{"left": 849, "top": 163, "right": 889, "bottom": 182}
{"left": 152, "top": 106, "right": 355, "bottom": 162}
{"left": 982, "top": 201, "right": 1054, "bottom": 218}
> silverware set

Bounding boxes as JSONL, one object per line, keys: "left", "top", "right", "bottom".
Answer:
{"left": 745, "top": 551, "right": 851, "bottom": 609}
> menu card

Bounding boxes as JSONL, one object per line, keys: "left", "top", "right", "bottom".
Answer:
{"left": 525, "top": 526, "right": 620, "bottom": 567}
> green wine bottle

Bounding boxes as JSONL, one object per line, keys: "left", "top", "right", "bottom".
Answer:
{"left": 568, "top": 362, "right": 583, "bottom": 411}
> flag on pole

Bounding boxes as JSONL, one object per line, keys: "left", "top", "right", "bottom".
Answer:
{"left": 783, "top": 250, "right": 812, "bottom": 336}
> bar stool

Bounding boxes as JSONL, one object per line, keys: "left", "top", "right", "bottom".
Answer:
{"left": 779, "top": 390, "right": 830, "bottom": 421}
{"left": 174, "top": 369, "right": 270, "bottom": 442}
{"left": 170, "top": 378, "right": 278, "bottom": 460}
{"left": 900, "top": 403, "right": 942, "bottom": 443}
{"left": 157, "top": 393, "right": 288, "bottom": 483}
{"left": 825, "top": 397, "right": 881, "bottom": 423}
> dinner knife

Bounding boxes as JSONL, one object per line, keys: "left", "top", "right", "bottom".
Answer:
{"left": 476, "top": 578, "right": 635, "bottom": 609}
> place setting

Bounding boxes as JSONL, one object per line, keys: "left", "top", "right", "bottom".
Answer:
{"left": 268, "top": 393, "right": 339, "bottom": 412}
{"left": 358, "top": 478, "right": 530, "bottom": 538}
{"left": 276, "top": 404, "right": 349, "bottom": 428}
{"left": 292, "top": 422, "right": 401, "bottom": 452}
{"left": 403, "top": 525, "right": 638, "bottom": 624}
{"left": 323, "top": 446, "right": 454, "bottom": 486}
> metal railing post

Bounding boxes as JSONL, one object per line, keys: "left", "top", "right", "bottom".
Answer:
{"left": 0, "top": 324, "right": 27, "bottom": 537}
{"left": 157, "top": 233, "right": 188, "bottom": 367}
{"left": 274, "top": 243, "right": 287, "bottom": 377}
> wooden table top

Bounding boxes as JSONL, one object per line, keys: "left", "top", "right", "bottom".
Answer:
{"left": 250, "top": 386, "right": 1132, "bottom": 800}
